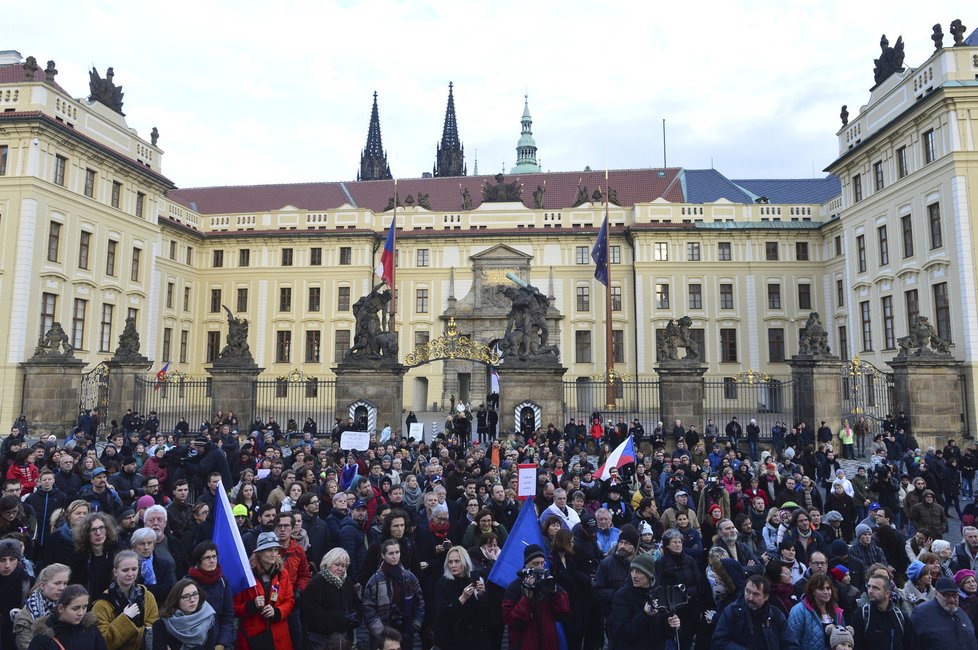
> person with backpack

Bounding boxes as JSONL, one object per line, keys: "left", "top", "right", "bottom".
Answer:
{"left": 853, "top": 573, "right": 914, "bottom": 650}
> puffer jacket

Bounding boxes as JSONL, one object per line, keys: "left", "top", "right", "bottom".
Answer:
{"left": 787, "top": 596, "right": 844, "bottom": 650}
{"left": 910, "top": 493, "right": 948, "bottom": 534}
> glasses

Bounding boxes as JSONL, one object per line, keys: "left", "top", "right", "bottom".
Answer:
{"left": 201, "top": 554, "right": 218, "bottom": 562}
{"left": 90, "top": 525, "right": 106, "bottom": 533}
{"left": 180, "top": 592, "right": 200, "bottom": 601}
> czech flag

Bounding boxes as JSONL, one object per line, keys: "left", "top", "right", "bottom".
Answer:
{"left": 596, "top": 435, "right": 636, "bottom": 480}
{"left": 153, "top": 361, "right": 170, "bottom": 391}
{"left": 213, "top": 480, "right": 256, "bottom": 595}
{"left": 375, "top": 216, "right": 396, "bottom": 287}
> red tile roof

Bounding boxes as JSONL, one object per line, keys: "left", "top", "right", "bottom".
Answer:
{"left": 168, "top": 168, "right": 686, "bottom": 215}
{"left": 0, "top": 62, "right": 69, "bottom": 94}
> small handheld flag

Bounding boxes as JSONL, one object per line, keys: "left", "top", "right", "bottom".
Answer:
{"left": 595, "top": 435, "right": 636, "bottom": 481}
{"left": 591, "top": 214, "right": 609, "bottom": 287}
{"left": 212, "top": 480, "right": 256, "bottom": 595}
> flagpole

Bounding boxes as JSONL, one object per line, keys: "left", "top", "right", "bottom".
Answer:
{"left": 391, "top": 178, "right": 397, "bottom": 333}
{"left": 604, "top": 169, "right": 615, "bottom": 409}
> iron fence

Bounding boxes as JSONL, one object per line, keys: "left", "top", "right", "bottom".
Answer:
{"left": 703, "top": 373, "right": 793, "bottom": 437}
{"left": 840, "top": 357, "right": 893, "bottom": 427}
{"left": 135, "top": 375, "right": 213, "bottom": 432}
{"left": 563, "top": 379, "right": 661, "bottom": 428}
{"left": 253, "top": 374, "right": 336, "bottom": 434}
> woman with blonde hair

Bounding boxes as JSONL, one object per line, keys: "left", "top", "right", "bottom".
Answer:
{"left": 43, "top": 500, "right": 90, "bottom": 567}
{"left": 91, "top": 550, "right": 159, "bottom": 650}
{"left": 233, "top": 532, "right": 294, "bottom": 650}
{"left": 434, "top": 546, "right": 487, "bottom": 650}
{"left": 13, "top": 563, "right": 70, "bottom": 650}
{"left": 300, "top": 547, "right": 360, "bottom": 650}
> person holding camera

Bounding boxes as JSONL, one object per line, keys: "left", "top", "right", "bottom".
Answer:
{"left": 502, "top": 544, "right": 570, "bottom": 650}
{"left": 608, "top": 554, "right": 680, "bottom": 650}
{"left": 655, "top": 529, "right": 711, "bottom": 649}
{"left": 363, "top": 539, "right": 425, "bottom": 649}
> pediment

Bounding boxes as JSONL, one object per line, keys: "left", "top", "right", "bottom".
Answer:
{"left": 469, "top": 244, "right": 533, "bottom": 262}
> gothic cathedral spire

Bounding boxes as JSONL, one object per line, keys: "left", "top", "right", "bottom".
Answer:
{"left": 358, "top": 91, "right": 392, "bottom": 182}
{"left": 511, "top": 94, "right": 541, "bottom": 173}
{"left": 434, "top": 82, "right": 466, "bottom": 177}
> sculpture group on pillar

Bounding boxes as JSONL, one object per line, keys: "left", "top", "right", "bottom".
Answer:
{"left": 87, "top": 66, "right": 125, "bottom": 115}
{"left": 496, "top": 284, "right": 558, "bottom": 362}
{"left": 897, "top": 315, "right": 951, "bottom": 356}
{"left": 217, "top": 306, "right": 256, "bottom": 366}
{"left": 873, "top": 34, "right": 905, "bottom": 85}
{"left": 798, "top": 312, "right": 832, "bottom": 357}
{"left": 347, "top": 283, "right": 398, "bottom": 361}
{"left": 33, "top": 323, "right": 74, "bottom": 359}
{"left": 657, "top": 316, "right": 700, "bottom": 361}
{"left": 111, "top": 316, "right": 147, "bottom": 362}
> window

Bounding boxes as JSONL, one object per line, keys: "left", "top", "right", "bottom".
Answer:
{"left": 162, "top": 327, "right": 172, "bottom": 362}
{"left": 166, "top": 282, "right": 174, "bottom": 309}
{"left": 611, "top": 286, "right": 622, "bottom": 311}
{"left": 135, "top": 192, "right": 145, "bottom": 218}
{"left": 310, "top": 247, "right": 322, "bottom": 266}
{"left": 416, "top": 288, "right": 429, "bottom": 313}
{"left": 335, "top": 330, "right": 351, "bottom": 362}
{"left": 878, "top": 225, "right": 889, "bottom": 266}
{"left": 768, "top": 284, "right": 781, "bottom": 309}
{"left": 655, "top": 283, "right": 670, "bottom": 309}
{"left": 882, "top": 296, "right": 895, "bottom": 349}
{"left": 897, "top": 146, "right": 909, "bottom": 178}
{"left": 856, "top": 235, "right": 866, "bottom": 273}
{"left": 185, "top": 247, "right": 194, "bottom": 265}
{"left": 206, "top": 331, "right": 221, "bottom": 363}
{"left": 905, "top": 289, "right": 919, "bottom": 330}
{"left": 276, "top": 331, "right": 292, "bottom": 363}
{"left": 613, "top": 329, "right": 624, "bottom": 364}
{"left": 308, "top": 287, "right": 321, "bottom": 312}
{"left": 111, "top": 181, "right": 121, "bottom": 208}
{"left": 654, "top": 242, "right": 668, "bottom": 261}
{"left": 934, "top": 282, "right": 951, "bottom": 342}
{"left": 687, "top": 243, "right": 701, "bottom": 261}
{"left": 928, "top": 203, "right": 943, "bottom": 249}
{"left": 873, "top": 161, "right": 884, "bottom": 191}
{"left": 901, "top": 215, "right": 914, "bottom": 257}
{"left": 179, "top": 330, "right": 188, "bottom": 363}
{"left": 305, "top": 330, "right": 321, "bottom": 363}
{"left": 575, "top": 331, "right": 592, "bottom": 363}
{"left": 415, "top": 331, "right": 430, "bottom": 349}
{"left": 768, "top": 328, "right": 785, "bottom": 362}
{"left": 129, "top": 248, "right": 141, "bottom": 282}
{"left": 720, "top": 328, "right": 738, "bottom": 362}
{"left": 338, "top": 286, "right": 350, "bottom": 311}
{"left": 837, "top": 279, "right": 845, "bottom": 307}
{"left": 576, "top": 286, "right": 590, "bottom": 311}
{"left": 236, "top": 287, "right": 248, "bottom": 313}
{"left": 838, "top": 326, "right": 848, "bottom": 361}
{"left": 339, "top": 247, "right": 352, "bottom": 265}
{"left": 210, "top": 289, "right": 222, "bottom": 313}
{"left": 183, "top": 287, "right": 191, "bottom": 312}
{"left": 765, "top": 242, "right": 779, "bottom": 260}
{"left": 0, "top": 145, "right": 7, "bottom": 175}
{"left": 417, "top": 249, "right": 429, "bottom": 267}
{"left": 71, "top": 299, "right": 87, "bottom": 350}
{"left": 798, "top": 284, "right": 812, "bottom": 310}
{"left": 281, "top": 248, "right": 293, "bottom": 266}
{"left": 47, "top": 221, "right": 61, "bottom": 262}
{"left": 834, "top": 236, "right": 842, "bottom": 257}
{"left": 720, "top": 284, "right": 734, "bottom": 309}
{"left": 99, "top": 304, "right": 113, "bottom": 352}
{"left": 852, "top": 174, "right": 862, "bottom": 203}
{"left": 575, "top": 246, "right": 589, "bottom": 264}
{"left": 796, "top": 242, "right": 809, "bottom": 261}
{"left": 723, "top": 378, "right": 738, "bottom": 400}
{"left": 610, "top": 245, "right": 621, "bottom": 264}
{"left": 169, "top": 240, "right": 177, "bottom": 260}
{"left": 923, "top": 129, "right": 936, "bottom": 164}
{"left": 688, "top": 283, "right": 702, "bottom": 309}
{"left": 78, "top": 231, "right": 91, "bottom": 270}
{"left": 84, "top": 169, "right": 96, "bottom": 198}
{"left": 237, "top": 249, "right": 249, "bottom": 267}
{"left": 279, "top": 287, "right": 292, "bottom": 312}
{"left": 212, "top": 250, "right": 224, "bottom": 268}
{"left": 860, "top": 301, "right": 872, "bottom": 351}
{"left": 53, "top": 155, "right": 66, "bottom": 186}
{"left": 40, "top": 293, "right": 57, "bottom": 339}
{"left": 718, "top": 242, "right": 732, "bottom": 261}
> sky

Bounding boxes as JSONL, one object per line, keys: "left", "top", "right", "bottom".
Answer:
{"left": 8, "top": 1, "right": 973, "bottom": 188}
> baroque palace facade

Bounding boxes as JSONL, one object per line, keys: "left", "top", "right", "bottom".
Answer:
{"left": 1, "top": 30, "right": 978, "bottom": 432}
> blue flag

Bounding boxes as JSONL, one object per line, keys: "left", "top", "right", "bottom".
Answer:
{"left": 213, "top": 480, "right": 256, "bottom": 595}
{"left": 488, "top": 497, "right": 547, "bottom": 588}
{"left": 591, "top": 214, "right": 609, "bottom": 287}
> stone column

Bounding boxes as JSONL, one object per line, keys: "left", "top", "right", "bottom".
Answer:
{"left": 497, "top": 363, "right": 567, "bottom": 434}
{"left": 21, "top": 356, "right": 86, "bottom": 436}
{"left": 788, "top": 356, "right": 844, "bottom": 431}
{"left": 207, "top": 363, "right": 263, "bottom": 425}
{"left": 334, "top": 361, "right": 407, "bottom": 435}
{"left": 888, "top": 355, "right": 963, "bottom": 449}
{"left": 106, "top": 358, "right": 152, "bottom": 425}
{"left": 656, "top": 362, "right": 708, "bottom": 440}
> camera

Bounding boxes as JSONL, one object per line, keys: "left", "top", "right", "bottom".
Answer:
{"left": 647, "top": 583, "right": 688, "bottom": 613}
{"left": 518, "top": 567, "right": 557, "bottom": 595}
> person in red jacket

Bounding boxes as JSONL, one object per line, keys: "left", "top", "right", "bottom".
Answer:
{"left": 502, "top": 544, "right": 570, "bottom": 650}
{"left": 275, "top": 511, "right": 310, "bottom": 649}
{"left": 5, "top": 448, "right": 39, "bottom": 496}
{"left": 234, "top": 531, "right": 295, "bottom": 650}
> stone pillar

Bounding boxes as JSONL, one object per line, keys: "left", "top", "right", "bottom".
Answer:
{"left": 207, "top": 363, "right": 263, "bottom": 425}
{"left": 497, "top": 364, "right": 567, "bottom": 434}
{"left": 106, "top": 359, "right": 152, "bottom": 425}
{"left": 888, "top": 356, "right": 963, "bottom": 449}
{"left": 21, "top": 356, "right": 86, "bottom": 436}
{"left": 656, "top": 362, "right": 708, "bottom": 438}
{"left": 334, "top": 362, "right": 407, "bottom": 435}
{"left": 788, "top": 356, "right": 844, "bottom": 431}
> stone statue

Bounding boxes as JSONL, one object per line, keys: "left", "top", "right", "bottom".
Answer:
{"left": 573, "top": 185, "right": 589, "bottom": 207}
{"left": 656, "top": 316, "right": 700, "bottom": 361}
{"left": 798, "top": 312, "right": 831, "bottom": 356}
{"left": 384, "top": 195, "right": 402, "bottom": 212}
{"left": 88, "top": 66, "right": 125, "bottom": 115}
{"left": 23, "top": 56, "right": 39, "bottom": 80}
{"left": 951, "top": 19, "right": 967, "bottom": 46}
{"left": 151, "top": 127, "right": 159, "bottom": 146}
{"left": 532, "top": 184, "right": 546, "bottom": 209}
{"left": 33, "top": 322, "right": 73, "bottom": 358}
{"left": 217, "top": 305, "right": 255, "bottom": 364}
{"left": 482, "top": 174, "right": 522, "bottom": 202}
{"left": 417, "top": 193, "right": 431, "bottom": 210}
{"left": 873, "top": 35, "right": 905, "bottom": 86}
{"left": 592, "top": 188, "right": 604, "bottom": 203}
{"left": 496, "top": 284, "right": 558, "bottom": 361}
{"left": 347, "top": 283, "right": 397, "bottom": 361}
{"left": 461, "top": 187, "right": 473, "bottom": 211}
{"left": 932, "top": 24, "right": 945, "bottom": 51}
{"left": 111, "top": 316, "right": 144, "bottom": 361}
{"left": 840, "top": 105, "right": 849, "bottom": 126}
{"left": 607, "top": 187, "right": 620, "bottom": 206}
{"left": 897, "top": 315, "right": 951, "bottom": 356}
{"left": 44, "top": 60, "right": 57, "bottom": 83}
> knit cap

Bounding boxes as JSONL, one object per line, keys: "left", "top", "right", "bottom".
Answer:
{"left": 619, "top": 524, "right": 640, "bottom": 548}
{"left": 523, "top": 544, "right": 545, "bottom": 565}
{"left": 136, "top": 495, "right": 155, "bottom": 510}
{"left": 630, "top": 554, "right": 656, "bottom": 581}
{"left": 854, "top": 524, "right": 872, "bottom": 538}
{"left": 830, "top": 565, "right": 849, "bottom": 582}
{"left": 955, "top": 569, "right": 977, "bottom": 587}
{"left": 826, "top": 625, "right": 854, "bottom": 649}
{"left": 906, "top": 560, "right": 925, "bottom": 581}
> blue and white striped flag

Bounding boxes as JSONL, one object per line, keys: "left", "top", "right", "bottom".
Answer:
{"left": 213, "top": 480, "right": 256, "bottom": 595}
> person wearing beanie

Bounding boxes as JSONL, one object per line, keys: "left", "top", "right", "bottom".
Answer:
{"left": 901, "top": 559, "right": 935, "bottom": 609}
{"left": 608, "top": 552, "right": 680, "bottom": 650}
{"left": 826, "top": 624, "right": 854, "bottom": 650}
{"left": 502, "top": 540, "right": 570, "bottom": 650}
{"left": 714, "top": 574, "right": 795, "bottom": 650}
{"left": 848, "top": 523, "right": 886, "bottom": 573}
{"left": 0, "top": 538, "right": 30, "bottom": 650}
{"left": 955, "top": 569, "right": 978, "bottom": 632}
{"left": 911, "top": 574, "right": 978, "bottom": 650}
{"left": 593, "top": 517, "right": 639, "bottom": 625}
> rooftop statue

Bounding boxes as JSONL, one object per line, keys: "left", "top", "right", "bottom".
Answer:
{"left": 88, "top": 66, "right": 125, "bottom": 115}
{"left": 951, "top": 19, "right": 967, "bottom": 46}
{"left": 873, "top": 35, "right": 905, "bottom": 86}
{"left": 932, "top": 24, "right": 944, "bottom": 51}
{"left": 482, "top": 173, "right": 522, "bottom": 202}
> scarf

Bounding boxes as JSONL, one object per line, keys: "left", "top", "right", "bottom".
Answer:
{"left": 163, "top": 600, "right": 215, "bottom": 650}
{"left": 491, "top": 447, "right": 500, "bottom": 468}
{"left": 402, "top": 483, "right": 423, "bottom": 510}
{"left": 24, "top": 588, "right": 57, "bottom": 621}
{"left": 104, "top": 582, "right": 145, "bottom": 627}
{"left": 380, "top": 562, "right": 406, "bottom": 611}
{"left": 188, "top": 564, "right": 223, "bottom": 587}
{"left": 140, "top": 556, "right": 157, "bottom": 585}
{"left": 429, "top": 518, "right": 450, "bottom": 541}
{"left": 320, "top": 566, "right": 345, "bottom": 590}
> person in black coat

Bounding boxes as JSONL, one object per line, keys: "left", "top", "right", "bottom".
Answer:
{"left": 434, "top": 546, "right": 489, "bottom": 650}
{"left": 150, "top": 578, "right": 217, "bottom": 650}
{"left": 712, "top": 576, "right": 798, "bottom": 650}
{"left": 28, "top": 585, "right": 108, "bottom": 650}
{"left": 655, "top": 530, "right": 711, "bottom": 650}
{"left": 297, "top": 493, "right": 329, "bottom": 566}
{"left": 609, "top": 554, "right": 680, "bottom": 650}
{"left": 300, "top": 547, "right": 362, "bottom": 649}
{"left": 186, "top": 542, "right": 235, "bottom": 650}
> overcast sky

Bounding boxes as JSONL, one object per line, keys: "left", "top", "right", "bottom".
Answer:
{"left": 9, "top": 1, "right": 972, "bottom": 188}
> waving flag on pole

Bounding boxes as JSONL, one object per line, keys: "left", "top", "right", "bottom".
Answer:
{"left": 153, "top": 361, "right": 170, "bottom": 391}
{"left": 489, "top": 496, "right": 545, "bottom": 588}
{"left": 591, "top": 214, "right": 609, "bottom": 287}
{"left": 596, "top": 435, "right": 636, "bottom": 480}
{"left": 213, "top": 480, "right": 256, "bottom": 595}
{"left": 375, "top": 216, "right": 396, "bottom": 287}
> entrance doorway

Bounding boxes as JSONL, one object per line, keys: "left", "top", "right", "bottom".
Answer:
{"left": 458, "top": 373, "right": 471, "bottom": 404}
{"left": 412, "top": 377, "right": 429, "bottom": 413}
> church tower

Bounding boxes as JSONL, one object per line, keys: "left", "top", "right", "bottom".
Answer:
{"left": 358, "top": 92, "right": 392, "bottom": 181}
{"left": 433, "top": 82, "right": 466, "bottom": 177}
{"left": 511, "top": 95, "right": 541, "bottom": 173}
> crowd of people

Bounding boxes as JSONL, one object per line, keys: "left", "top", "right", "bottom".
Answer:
{"left": 0, "top": 406, "right": 976, "bottom": 650}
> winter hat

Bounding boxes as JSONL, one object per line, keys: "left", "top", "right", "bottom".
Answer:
{"left": 935, "top": 576, "right": 959, "bottom": 593}
{"left": 619, "top": 524, "right": 640, "bottom": 548}
{"left": 232, "top": 504, "right": 249, "bottom": 517}
{"left": 523, "top": 543, "right": 546, "bottom": 565}
{"left": 254, "top": 532, "right": 281, "bottom": 554}
{"left": 829, "top": 539, "right": 849, "bottom": 558}
{"left": 118, "top": 508, "right": 135, "bottom": 521}
{"left": 955, "top": 569, "right": 977, "bottom": 588}
{"left": 854, "top": 524, "right": 872, "bottom": 539}
{"left": 136, "top": 495, "right": 155, "bottom": 510}
{"left": 823, "top": 511, "right": 843, "bottom": 523}
{"left": 639, "top": 521, "right": 654, "bottom": 537}
{"left": 830, "top": 565, "right": 849, "bottom": 582}
{"left": 0, "top": 538, "right": 23, "bottom": 560}
{"left": 784, "top": 447, "right": 795, "bottom": 460}
{"left": 630, "top": 554, "right": 656, "bottom": 581}
{"left": 708, "top": 504, "right": 723, "bottom": 519}
{"left": 906, "top": 560, "right": 926, "bottom": 581}
{"left": 826, "top": 625, "right": 855, "bottom": 649}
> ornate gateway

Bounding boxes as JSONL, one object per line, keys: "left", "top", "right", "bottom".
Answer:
{"left": 404, "top": 318, "right": 500, "bottom": 367}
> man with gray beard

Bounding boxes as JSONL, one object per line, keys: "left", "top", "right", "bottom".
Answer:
{"left": 910, "top": 576, "right": 977, "bottom": 650}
